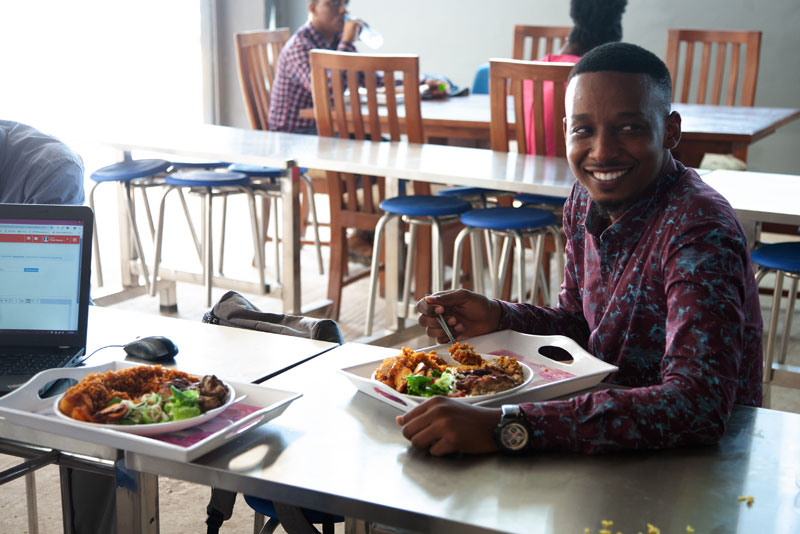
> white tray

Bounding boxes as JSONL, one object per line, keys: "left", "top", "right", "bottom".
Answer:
{"left": 340, "top": 331, "right": 617, "bottom": 412}
{"left": 0, "top": 361, "right": 301, "bottom": 462}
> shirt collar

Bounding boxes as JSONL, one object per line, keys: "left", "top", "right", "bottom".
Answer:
{"left": 584, "top": 154, "right": 685, "bottom": 242}
{"left": 305, "top": 22, "right": 342, "bottom": 49}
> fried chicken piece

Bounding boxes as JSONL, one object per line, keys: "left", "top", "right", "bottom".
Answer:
{"left": 197, "top": 375, "right": 229, "bottom": 411}
{"left": 93, "top": 402, "right": 129, "bottom": 423}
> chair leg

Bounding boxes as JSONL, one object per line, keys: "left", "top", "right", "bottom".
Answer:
{"left": 764, "top": 270, "right": 784, "bottom": 385}
{"left": 778, "top": 275, "right": 799, "bottom": 364}
{"left": 365, "top": 213, "right": 392, "bottom": 336}
{"left": 451, "top": 227, "right": 473, "bottom": 291}
{"left": 150, "top": 187, "right": 175, "bottom": 296}
{"left": 513, "top": 231, "right": 526, "bottom": 304}
{"left": 218, "top": 194, "right": 228, "bottom": 274}
{"left": 203, "top": 189, "right": 214, "bottom": 307}
{"left": 400, "top": 222, "right": 418, "bottom": 318}
{"left": 301, "top": 172, "right": 324, "bottom": 275}
{"left": 124, "top": 182, "right": 152, "bottom": 293}
{"left": 88, "top": 181, "right": 104, "bottom": 287}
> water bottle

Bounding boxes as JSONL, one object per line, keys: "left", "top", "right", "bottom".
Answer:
{"left": 345, "top": 15, "right": 384, "bottom": 49}
{"left": 358, "top": 24, "right": 384, "bottom": 49}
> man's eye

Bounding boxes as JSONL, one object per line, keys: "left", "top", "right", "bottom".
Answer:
{"left": 571, "top": 126, "right": 590, "bottom": 135}
{"left": 619, "top": 124, "right": 642, "bottom": 132}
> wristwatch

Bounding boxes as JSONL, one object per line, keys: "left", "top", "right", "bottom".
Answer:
{"left": 494, "top": 404, "right": 530, "bottom": 453}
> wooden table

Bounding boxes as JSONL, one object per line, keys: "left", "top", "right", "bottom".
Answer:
{"left": 0, "top": 306, "right": 337, "bottom": 534}
{"left": 301, "top": 94, "right": 800, "bottom": 166}
{"left": 126, "top": 341, "right": 800, "bottom": 534}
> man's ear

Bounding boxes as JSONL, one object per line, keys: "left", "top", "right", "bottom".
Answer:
{"left": 308, "top": 1, "right": 317, "bottom": 17}
{"left": 562, "top": 117, "right": 568, "bottom": 140}
{"left": 663, "top": 111, "right": 681, "bottom": 150}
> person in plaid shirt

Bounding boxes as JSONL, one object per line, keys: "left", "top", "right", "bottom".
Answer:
{"left": 268, "top": 0, "right": 360, "bottom": 133}
{"left": 400, "top": 43, "right": 763, "bottom": 456}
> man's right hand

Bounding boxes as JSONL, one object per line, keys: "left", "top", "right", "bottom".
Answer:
{"left": 342, "top": 18, "right": 364, "bottom": 43}
{"left": 416, "top": 289, "right": 502, "bottom": 343}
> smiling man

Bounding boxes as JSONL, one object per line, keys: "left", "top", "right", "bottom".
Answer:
{"left": 402, "top": 43, "right": 763, "bottom": 456}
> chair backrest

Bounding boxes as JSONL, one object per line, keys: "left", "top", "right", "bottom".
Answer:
{"left": 234, "top": 28, "right": 291, "bottom": 130}
{"left": 489, "top": 58, "right": 572, "bottom": 156}
{"left": 665, "top": 29, "right": 762, "bottom": 107}
{"left": 513, "top": 25, "right": 572, "bottom": 61}
{"left": 309, "top": 50, "right": 424, "bottom": 143}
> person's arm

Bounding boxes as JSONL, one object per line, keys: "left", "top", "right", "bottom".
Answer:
{"left": 520, "top": 219, "right": 754, "bottom": 453}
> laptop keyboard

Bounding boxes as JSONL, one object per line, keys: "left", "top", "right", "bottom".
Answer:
{"left": 0, "top": 351, "right": 75, "bottom": 375}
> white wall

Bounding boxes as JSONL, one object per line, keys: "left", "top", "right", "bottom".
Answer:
{"left": 346, "top": 0, "right": 800, "bottom": 174}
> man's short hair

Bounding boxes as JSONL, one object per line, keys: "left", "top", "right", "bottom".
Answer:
{"left": 569, "top": 42, "right": 673, "bottom": 111}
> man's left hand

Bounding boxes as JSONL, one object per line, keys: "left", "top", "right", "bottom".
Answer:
{"left": 396, "top": 396, "right": 501, "bottom": 455}
{"left": 421, "top": 77, "right": 450, "bottom": 98}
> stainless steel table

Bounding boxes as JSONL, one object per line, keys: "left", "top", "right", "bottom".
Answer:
{"left": 0, "top": 306, "right": 338, "bottom": 534}
{"left": 126, "top": 342, "right": 800, "bottom": 534}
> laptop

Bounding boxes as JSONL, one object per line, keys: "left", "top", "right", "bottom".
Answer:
{"left": 0, "top": 203, "right": 93, "bottom": 394}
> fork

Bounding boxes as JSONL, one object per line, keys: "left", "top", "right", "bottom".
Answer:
{"left": 436, "top": 314, "right": 456, "bottom": 345}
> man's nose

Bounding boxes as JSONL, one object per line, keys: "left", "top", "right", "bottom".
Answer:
{"left": 590, "top": 129, "right": 620, "bottom": 162}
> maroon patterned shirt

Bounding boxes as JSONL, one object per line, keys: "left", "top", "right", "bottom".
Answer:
{"left": 268, "top": 23, "right": 356, "bottom": 133}
{"left": 498, "top": 156, "right": 763, "bottom": 453}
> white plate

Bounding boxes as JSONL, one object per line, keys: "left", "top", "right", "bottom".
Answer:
{"left": 53, "top": 381, "right": 236, "bottom": 436}
{"left": 370, "top": 357, "right": 533, "bottom": 404}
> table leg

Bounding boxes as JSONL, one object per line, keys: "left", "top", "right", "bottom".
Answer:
{"left": 383, "top": 177, "right": 403, "bottom": 331}
{"left": 115, "top": 459, "right": 159, "bottom": 534}
{"left": 282, "top": 166, "right": 302, "bottom": 314}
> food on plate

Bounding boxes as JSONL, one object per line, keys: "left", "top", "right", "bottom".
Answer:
{"left": 374, "top": 343, "right": 525, "bottom": 398}
{"left": 58, "top": 365, "right": 229, "bottom": 425}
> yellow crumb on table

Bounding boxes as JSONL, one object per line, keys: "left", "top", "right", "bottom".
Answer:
{"left": 686, "top": 525, "right": 695, "bottom": 533}
{"left": 737, "top": 495, "right": 755, "bottom": 506}
{"left": 646, "top": 524, "right": 661, "bottom": 534}
{"left": 584, "top": 529, "right": 591, "bottom": 534}
{"left": 599, "top": 530, "right": 611, "bottom": 534}
{"left": 601, "top": 520, "right": 614, "bottom": 527}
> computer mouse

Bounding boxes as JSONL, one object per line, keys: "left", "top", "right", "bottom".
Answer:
{"left": 123, "top": 336, "right": 179, "bottom": 362}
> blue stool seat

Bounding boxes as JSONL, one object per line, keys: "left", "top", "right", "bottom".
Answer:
{"left": 243, "top": 495, "right": 344, "bottom": 525}
{"left": 751, "top": 242, "right": 800, "bottom": 273}
{"left": 472, "top": 63, "right": 490, "bottom": 95}
{"left": 379, "top": 195, "right": 471, "bottom": 217}
{"left": 436, "top": 186, "right": 498, "bottom": 197}
{"left": 229, "top": 163, "right": 310, "bottom": 178}
{"left": 515, "top": 192, "right": 567, "bottom": 207}
{"left": 165, "top": 169, "right": 250, "bottom": 187}
{"left": 91, "top": 159, "right": 171, "bottom": 182}
{"left": 169, "top": 161, "right": 230, "bottom": 170}
{"left": 461, "top": 206, "right": 557, "bottom": 230}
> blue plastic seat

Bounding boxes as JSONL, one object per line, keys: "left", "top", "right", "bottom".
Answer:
{"left": 88, "top": 159, "right": 172, "bottom": 291}
{"left": 168, "top": 160, "right": 230, "bottom": 170}
{"left": 436, "top": 185, "right": 507, "bottom": 209}
{"left": 230, "top": 163, "right": 324, "bottom": 277}
{"left": 452, "top": 206, "right": 563, "bottom": 304}
{"left": 472, "top": 63, "right": 490, "bottom": 94}
{"left": 365, "top": 195, "right": 472, "bottom": 335}
{"left": 151, "top": 169, "right": 266, "bottom": 307}
{"left": 244, "top": 495, "right": 343, "bottom": 534}
{"left": 751, "top": 236, "right": 800, "bottom": 406}
{"left": 514, "top": 192, "right": 568, "bottom": 208}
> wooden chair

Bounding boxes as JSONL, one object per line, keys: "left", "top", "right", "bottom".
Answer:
{"left": 234, "top": 28, "right": 325, "bottom": 274}
{"left": 234, "top": 28, "right": 290, "bottom": 130}
{"left": 665, "top": 29, "right": 762, "bottom": 161}
{"left": 513, "top": 25, "right": 572, "bottom": 61}
{"left": 487, "top": 58, "right": 570, "bottom": 303}
{"left": 309, "top": 49, "right": 436, "bottom": 321}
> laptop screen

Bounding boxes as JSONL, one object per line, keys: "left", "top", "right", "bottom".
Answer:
{"left": 0, "top": 204, "right": 93, "bottom": 347}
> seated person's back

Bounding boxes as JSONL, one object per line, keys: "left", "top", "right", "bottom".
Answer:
{"left": 0, "top": 120, "right": 85, "bottom": 205}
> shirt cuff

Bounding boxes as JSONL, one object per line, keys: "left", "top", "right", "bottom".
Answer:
{"left": 495, "top": 300, "right": 512, "bottom": 330}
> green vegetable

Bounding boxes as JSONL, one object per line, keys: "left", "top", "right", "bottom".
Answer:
{"left": 405, "top": 369, "right": 455, "bottom": 397}
{"left": 164, "top": 386, "right": 201, "bottom": 421}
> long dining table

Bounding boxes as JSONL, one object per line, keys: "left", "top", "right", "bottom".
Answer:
{"left": 124, "top": 341, "right": 800, "bottom": 534}
{"left": 299, "top": 94, "right": 800, "bottom": 167}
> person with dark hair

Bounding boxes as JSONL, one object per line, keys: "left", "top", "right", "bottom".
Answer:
{"left": 523, "top": 0, "right": 627, "bottom": 155}
{"left": 401, "top": 42, "right": 762, "bottom": 456}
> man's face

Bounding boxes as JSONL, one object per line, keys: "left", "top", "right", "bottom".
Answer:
{"left": 309, "top": 0, "right": 348, "bottom": 38}
{"left": 563, "top": 71, "right": 681, "bottom": 221}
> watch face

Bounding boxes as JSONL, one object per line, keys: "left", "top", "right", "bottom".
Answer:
{"left": 499, "top": 421, "right": 529, "bottom": 452}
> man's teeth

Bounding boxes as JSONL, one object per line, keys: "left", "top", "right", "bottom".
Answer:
{"left": 591, "top": 170, "right": 627, "bottom": 181}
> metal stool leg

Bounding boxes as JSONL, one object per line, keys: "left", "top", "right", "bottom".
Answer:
{"left": 513, "top": 230, "right": 526, "bottom": 304}
{"left": 431, "top": 218, "right": 444, "bottom": 293}
{"left": 764, "top": 270, "right": 784, "bottom": 393}
{"left": 778, "top": 274, "right": 799, "bottom": 364}
{"left": 124, "top": 182, "right": 152, "bottom": 293}
{"left": 301, "top": 172, "right": 324, "bottom": 275}
{"left": 88, "top": 181, "right": 104, "bottom": 287}
{"left": 218, "top": 194, "right": 228, "bottom": 275}
{"left": 244, "top": 188, "right": 267, "bottom": 294}
{"left": 150, "top": 187, "right": 176, "bottom": 296}
{"left": 177, "top": 188, "right": 202, "bottom": 261}
{"left": 451, "top": 226, "right": 473, "bottom": 291}
{"left": 400, "top": 222, "right": 418, "bottom": 319}
{"left": 271, "top": 196, "right": 281, "bottom": 284}
{"left": 365, "top": 213, "right": 393, "bottom": 336}
{"left": 203, "top": 189, "right": 214, "bottom": 307}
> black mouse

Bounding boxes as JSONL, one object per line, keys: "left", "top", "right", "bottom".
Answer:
{"left": 123, "top": 336, "right": 179, "bottom": 362}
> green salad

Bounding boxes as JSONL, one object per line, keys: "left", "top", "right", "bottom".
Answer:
{"left": 108, "top": 386, "right": 203, "bottom": 425}
{"left": 404, "top": 369, "right": 456, "bottom": 397}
